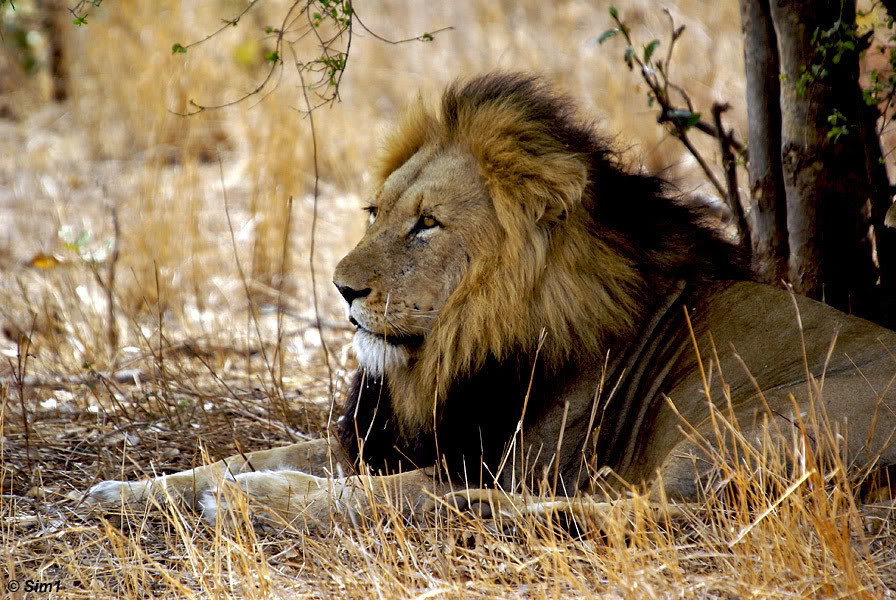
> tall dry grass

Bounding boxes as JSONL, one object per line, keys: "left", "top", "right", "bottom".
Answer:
{"left": 0, "top": 0, "right": 893, "bottom": 598}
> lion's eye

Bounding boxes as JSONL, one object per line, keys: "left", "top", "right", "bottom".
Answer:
{"left": 363, "top": 206, "right": 378, "bottom": 226}
{"left": 411, "top": 214, "right": 440, "bottom": 235}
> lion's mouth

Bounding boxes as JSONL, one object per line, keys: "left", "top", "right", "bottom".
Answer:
{"left": 354, "top": 325, "right": 423, "bottom": 348}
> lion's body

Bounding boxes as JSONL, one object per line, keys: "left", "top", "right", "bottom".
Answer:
{"left": 341, "top": 277, "right": 896, "bottom": 501}
{"left": 87, "top": 74, "right": 896, "bottom": 528}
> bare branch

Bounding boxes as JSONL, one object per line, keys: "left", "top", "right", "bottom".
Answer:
{"left": 352, "top": 7, "right": 454, "bottom": 44}
{"left": 297, "top": 68, "right": 335, "bottom": 409}
{"left": 606, "top": 7, "right": 746, "bottom": 202}
{"left": 171, "top": 1, "right": 301, "bottom": 115}
{"left": 677, "top": 130, "right": 727, "bottom": 199}
{"left": 177, "top": 0, "right": 262, "bottom": 53}
{"left": 712, "top": 102, "right": 750, "bottom": 248}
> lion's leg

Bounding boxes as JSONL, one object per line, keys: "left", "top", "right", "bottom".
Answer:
{"left": 653, "top": 416, "right": 799, "bottom": 504}
{"left": 85, "top": 436, "right": 351, "bottom": 510}
{"left": 201, "top": 467, "right": 447, "bottom": 530}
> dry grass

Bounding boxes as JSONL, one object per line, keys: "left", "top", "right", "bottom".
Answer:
{"left": 1, "top": 0, "right": 894, "bottom": 598}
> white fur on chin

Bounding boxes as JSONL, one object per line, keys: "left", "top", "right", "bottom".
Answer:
{"left": 352, "top": 329, "right": 410, "bottom": 376}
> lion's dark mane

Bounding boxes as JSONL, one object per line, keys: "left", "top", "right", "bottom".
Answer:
{"left": 338, "top": 73, "right": 746, "bottom": 484}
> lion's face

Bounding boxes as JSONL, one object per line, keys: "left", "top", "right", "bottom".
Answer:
{"left": 333, "top": 144, "right": 495, "bottom": 376}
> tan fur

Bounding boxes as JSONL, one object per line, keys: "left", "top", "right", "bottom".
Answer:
{"left": 373, "top": 98, "right": 437, "bottom": 183}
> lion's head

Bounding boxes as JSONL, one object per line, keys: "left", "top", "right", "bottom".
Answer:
{"left": 334, "top": 73, "right": 741, "bottom": 434}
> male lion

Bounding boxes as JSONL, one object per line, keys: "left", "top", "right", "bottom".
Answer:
{"left": 87, "top": 73, "right": 896, "bottom": 529}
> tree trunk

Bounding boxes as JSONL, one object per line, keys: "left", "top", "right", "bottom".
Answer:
{"left": 739, "top": 0, "right": 787, "bottom": 284}
{"left": 873, "top": 4, "right": 896, "bottom": 328}
{"left": 769, "top": 0, "right": 881, "bottom": 316}
{"left": 38, "top": 0, "right": 69, "bottom": 102}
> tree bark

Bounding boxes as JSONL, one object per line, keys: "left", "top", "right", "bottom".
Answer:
{"left": 38, "top": 0, "right": 69, "bottom": 102}
{"left": 769, "top": 0, "right": 881, "bottom": 316}
{"left": 873, "top": 3, "right": 896, "bottom": 327}
{"left": 739, "top": 0, "right": 787, "bottom": 284}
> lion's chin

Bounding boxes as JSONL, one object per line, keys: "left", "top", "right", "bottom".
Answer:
{"left": 352, "top": 328, "right": 417, "bottom": 377}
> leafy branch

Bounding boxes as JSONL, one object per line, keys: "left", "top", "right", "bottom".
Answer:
{"left": 162, "top": 0, "right": 450, "bottom": 116}
{"left": 599, "top": 7, "right": 749, "bottom": 245}
{"left": 69, "top": 0, "right": 102, "bottom": 26}
{"left": 60, "top": 1, "right": 451, "bottom": 116}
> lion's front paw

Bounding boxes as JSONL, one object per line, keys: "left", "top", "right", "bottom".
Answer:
{"left": 85, "top": 479, "right": 156, "bottom": 505}
{"left": 83, "top": 476, "right": 202, "bottom": 510}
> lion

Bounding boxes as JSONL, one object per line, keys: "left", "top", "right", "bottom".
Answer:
{"left": 86, "top": 73, "right": 896, "bottom": 529}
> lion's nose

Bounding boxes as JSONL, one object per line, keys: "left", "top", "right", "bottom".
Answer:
{"left": 335, "top": 284, "right": 371, "bottom": 305}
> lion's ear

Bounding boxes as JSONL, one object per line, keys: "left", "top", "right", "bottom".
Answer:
{"left": 478, "top": 148, "right": 589, "bottom": 227}
{"left": 456, "top": 102, "right": 589, "bottom": 227}
{"left": 527, "top": 153, "right": 589, "bottom": 225}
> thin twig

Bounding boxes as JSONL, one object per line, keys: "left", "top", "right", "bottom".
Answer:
{"left": 177, "top": 0, "right": 261, "bottom": 52}
{"left": 297, "top": 68, "right": 335, "bottom": 411}
{"left": 352, "top": 7, "right": 453, "bottom": 45}
{"left": 218, "top": 157, "right": 284, "bottom": 409}
{"left": 676, "top": 130, "right": 727, "bottom": 198}
{"left": 152, "top": 262, "right": 180, "bottom": 428}
{"left": 712, "top": 102, "right": 750, "bottom": 247}
{"left": 9, "top": 316, "right": 35, "bottom": 471}
{"left": 172, "top": 0, "right": 299, "bottom": 115}
{"left": 105, "top": 192, "right": 120, "bottom": 349}
{"left": 275, "top": 195, "right": 294, "bottom": 394}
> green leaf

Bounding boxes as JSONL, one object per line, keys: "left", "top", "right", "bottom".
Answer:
{"left": 643, "top": 39, "right": 660, "bottom": 63}
{"left": 624, "top": 46, "right": 634, "bottom": 70}
{"left": 421, "top": 32, "right": 434, "bottom": 41}
{"left": 597, "top": 28, "right": 618, "bottom": 44}
{"left": 667, "top": 109, "right": 701, "bottom": 128}
{"left": 72, "top": 16, "right": 87, "bottom": 25}
{"left": 609, "top": 6, "right": 618, "bottom": 19}
{"left": 171, "top": 42, "right": 187, "bottom": 54}
{"left": 265, "top": 50, "right": 279, "bottom": 63}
